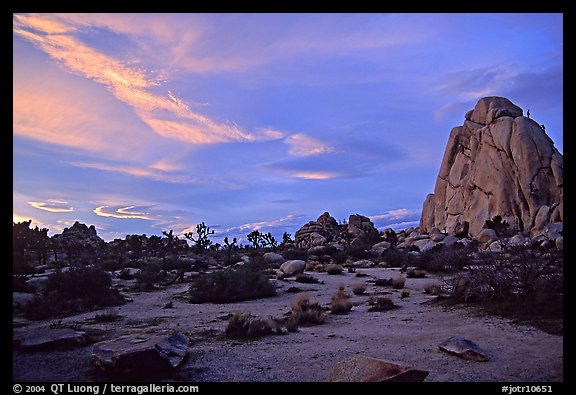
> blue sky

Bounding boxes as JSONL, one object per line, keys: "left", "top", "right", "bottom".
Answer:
{"left": 13, "top": 13, "right": 563, "bottom": 243}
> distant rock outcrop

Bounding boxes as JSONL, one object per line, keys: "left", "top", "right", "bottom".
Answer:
{"left": 420, "top": 96, "right": 563, "bottom": 239}
{"left": 294, "top": 212, "right": 379, "bottom": 249}
{"left": 52, "top": 221, "right": 105, "bottom": 249}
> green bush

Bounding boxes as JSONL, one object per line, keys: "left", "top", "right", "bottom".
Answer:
{"left": 189, "top": 264, "right": 276, "bottom": 303}
{"left": 137, "top": 261, "right": 164, "bottom": 290}
{"left": 22, "top": 267, "right": 125, "bottom": 319}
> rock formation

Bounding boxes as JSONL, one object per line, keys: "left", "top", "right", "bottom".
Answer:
{"left": 420, "top": 96, "right": 563, "bottom": 239}
{"left": 294, "top": 212, "right": 379, "bottom": 249}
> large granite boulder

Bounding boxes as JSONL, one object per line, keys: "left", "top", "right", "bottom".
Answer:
{"left": 347, "top": 214, "right": 380, "bottom": 247}
{"left": 295, "top": 212, "right": 340, "bottom": 249}
{"left": 279, "top": 260, "right": 306, "bottom": 276}
{"left": 91, "top": 331, "right": 190, "bottom": 375}
{"left": 420, "top": 97, "right": 563, "bottom": 239}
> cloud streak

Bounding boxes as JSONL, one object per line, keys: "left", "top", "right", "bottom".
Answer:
{"left": 94, "top": 205, "right": 154, "bottom": 220}
{"left": 13, "top": 14, "right": 284, "bottom": 146}
{"left": 284, "top": 133, "right": 337, "bottom": 157}
{"left": 28, "top": 200, "right": 74, "bottom": 213}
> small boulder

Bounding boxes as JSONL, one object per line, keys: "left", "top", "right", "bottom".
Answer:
{"left": 555, "top": 236, "right": 563, "bottom": 251}
{"left": 371, "top": 241, "right": 391, "bottom": 255}
{"left": 351, "top": 260, "right": 375, "bottom": 268}
{"left": 440, "top": 235, "right": 458, "bottom": 247}
{"left": 279, "top": 260, "right": 306, "bottom": 276}
{"left": 438, "top": 336, "right": 489, "bottom": 362}
{"left": 263, "top": 252, "right": 285, "bottom": 265}
{"left": 476, "top": 229, "right": 498, "bottom": 249}
{"left": 327, "top": 355, "right": 428, "bottom": 382}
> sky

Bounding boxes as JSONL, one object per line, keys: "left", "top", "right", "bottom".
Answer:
{"left": 13, "top": 13, "right": 563, "bottom": 244}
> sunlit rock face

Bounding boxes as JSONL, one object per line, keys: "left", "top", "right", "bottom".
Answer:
{"left": 420, "top": 96, "right": 563, "bottom": 239}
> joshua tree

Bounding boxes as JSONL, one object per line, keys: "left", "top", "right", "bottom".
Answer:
{"left": 223, "top": 236, "right": 237, "bottom": 265}
{"left": 261, "top": 232, "right": 278, "bottom": 252}
{"left": 247, "top": 230, "right": 261, "bottom": 249}
{"left": 282, "top": 232, "right": 294, "bottom": 246}
{"left": 161, "top": 230, "right": 176, "bottom": 270}
{"left": 184, "top": 222, "right": 214, "bottom": 255}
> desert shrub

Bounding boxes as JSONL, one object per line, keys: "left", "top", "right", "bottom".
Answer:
{"left": 13, "top": 255, "right": 35, "bottom": 275}
{"left": 22, "top": 267, "right": 125, "bottom": 319}
{"left": 374, "top": 278, "right": 393, "bottom": 286}
{"left": 325, "top": 264, "right": 343, "bottom": 275}
{"left": 295, "top": 274, "right": 319, "bottom": 284}
{"left": 423, "top": 281, "right": 441, "bottom": 295}
{"left": 94, "top": 307, "right": 120, "bottom": 322}
{"left": 330, "top": 285, "right": 352, "bottom": 314}
{"left": 13, "top": 275, "right": 32, "bottom": 293}
{"left": 381, "top": 248, "right": 417, "bottom": 267}
{"left": 400, "top": 290, "right": 410, "bottom": 298}
{"left": 287, "top": 293, "right": 326, "bottom": 331}
{"left": 137, "top": 261, "right": 164, "bottom": 290}
{"left": 407, "top": 269, "right": 426, "bottom": 278}
{"left": 417, "top": 244, "right": 474, "bottom": 273}
{"left": 98, "top": 257, "right": 126, "bottom": 272}
{"left": 225, "top": 312, "right": 281, "bottom": 339}
{"left": 117, "top": 268, "right": 137, "bottom": 280}
{"left": 282, "top": 249, "right": 309, "bottom": 261}
{"left": 189, "top": 264, "right": 276, "bottom": 303}
{"left": 348, "top": 247, "right": 374, "bottom": 260}
{"left": 351, "top": 281, "right": 366, "bottom": 295}
{"left": 392, "top": 276, "right": 406, "bottom": 289}
{"left": 368, "top": 296, "right": 399, "bottom": 312}
{"left": 330, "top": 250, "right": 349, "bottom": 264}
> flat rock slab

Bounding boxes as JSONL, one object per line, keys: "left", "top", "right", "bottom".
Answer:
{"left": 327, "top": 355, "right": 429, "bottom": 382}
{"left": 92, "top": 331, "right": 190, "bottom": 375}
{"left": 439, "top": 336, "right": 489, "bottom": 362}
{"left": 14, "top": 328, "right": 89, "bottom": 351}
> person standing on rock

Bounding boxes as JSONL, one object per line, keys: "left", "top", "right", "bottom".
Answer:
{"left": 527, "top": 109, "right": 530, "bottom": 118}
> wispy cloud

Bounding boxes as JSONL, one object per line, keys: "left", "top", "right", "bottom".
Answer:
{"left": 94, "top": 205, "right": 154, "bottom": 220}
{"left": 28, "top": 200, "right": 74, "bottom": 213}
{"left": 13, "top": 14, "right": 284, "bottom": 146}
{"left": 370, "top": 208, "right": 421, "bottom": 230}
{"left": 289, "top": 171, "right": 339, "bottom": 180}
{"left": 219, "top": 213, "right": 307, "bottom": 241}
{"left": 284, "top": 133, "right": 337, "bottom": 157}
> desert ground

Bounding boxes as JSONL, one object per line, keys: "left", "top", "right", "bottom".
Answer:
{"left": 13, "top": 267, "right": 563, "bottom": 382}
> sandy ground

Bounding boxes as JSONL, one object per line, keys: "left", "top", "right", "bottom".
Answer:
{"left": 13, "top": 268, "right": 563, "bottom": 382}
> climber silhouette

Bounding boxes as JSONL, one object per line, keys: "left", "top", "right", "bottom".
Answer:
{"left": 541, "top": 124, "right": 546, "bottom": 131}
{"left": 527, "top": 109, "right": 531, "bottom": 118}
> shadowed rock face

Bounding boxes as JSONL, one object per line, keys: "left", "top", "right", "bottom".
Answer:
{"left": 420, "top": 96, "right": 563, "bottom": 238}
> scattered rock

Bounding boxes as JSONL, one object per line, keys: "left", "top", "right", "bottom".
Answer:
{"left": 371, "top": 241, "right": 391, "bottom": 255}
{"left": 13, "top": 292, "right": 35, "bottom": 309}
{"left": 91, "top": 331, "right": 190, "bottom": 374}
{"left": 440, "top": 235, "right": 458, "bottom": 247}
{"left": 438, "top": 336, "right": 489, "bottom": 362}
{"left": 508, "top": 234, "right": 527, "bottom": 246}
{"left": 263, "top": 252, "right": 285, "bottom": 265}
{"left": 327, "top": 355, "right": 429, "bottom": 382}
{"left": 351, "top": 260, "right": 375, "bottom": 268}
{"left": 14, "top": 328, "right": 90, "bottom": 351}
{"left": 555, "top": 236, "right": 563, "bottom": 251}
{"left": 279, "top": 260, "right": 306, "bottom": 276}
{"left": 477, "top": 229, "right": 498, "bottom": 249}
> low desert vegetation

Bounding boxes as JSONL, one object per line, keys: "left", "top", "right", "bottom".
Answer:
{"left": 424, "top": 281, "right": 442, "bottom": 295}
{"left": 392, "top": 276, "right": 406, "bottom": 289}
{"left": 295, "top": 273, "right": 319, "bottom": 284}
{"left": 407, "top": 269, "right": 426, "bottom": 278}
{"left": 368, "top": 296, "right": 399, "bottom": 312}
{"left": 401, "top": 289, "right": 410, "bottom": 298}
{"left": 351, "top": 281, "right": 366, "bottom": 295}
{"left": 330, "top": 285, "right": 352, "bottom": 314}
{"left": 325, "top": 264, "right": 343, "bottom": 275}
{"left": 94, "top": 307, "right": 120, "bottom": 322}
{"left": 225, "top": 312, "right": 283, "bottom": 339}
{"left": 374, "top": 278, "right": 393, "bottom": 286}
{"left": 286, "top": 293, "right": 326, "bottom": 331}
{"left": 189, "top": 263, "right": 276, "bottom": 303}
{"left": 23, "top": 266, "right": 125, "bottom": 320}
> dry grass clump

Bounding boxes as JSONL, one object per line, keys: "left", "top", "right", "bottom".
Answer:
{"left": 225, "top": 312, "right": 284, "bottom": 339}
{"left": 424, "top": 280, "right": 442, "bottom": 295}
{"left": 286, "top": 293, "right": 325, "bottom": 331}
{"left": 94, "top": 307, "right": 120, "bottom": 322}
{"left": 368, "top": 296, "right": 399, "bottom": 312}
{"left": 400, "top": 289, "right": 410, "bottom": 298}
{"left": 392, "top": 276, "right": 406, "bottom": 289}
{"left": 295, "top": 273, "right": 319, "bottom": 284}
{"left": 374, "top": 278, "right": 393, "bottom": 286}
{"left": 351, "top": 281, "right": 366, "bottom": 295}
{"left": 325, "top": 264, "right": 343, "bottom": 275}
{"left": 407, "top": 269, "right": 426, "bottom": 278}
{"left": 330, "top": 285, "right": 353, "bottom": 314}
